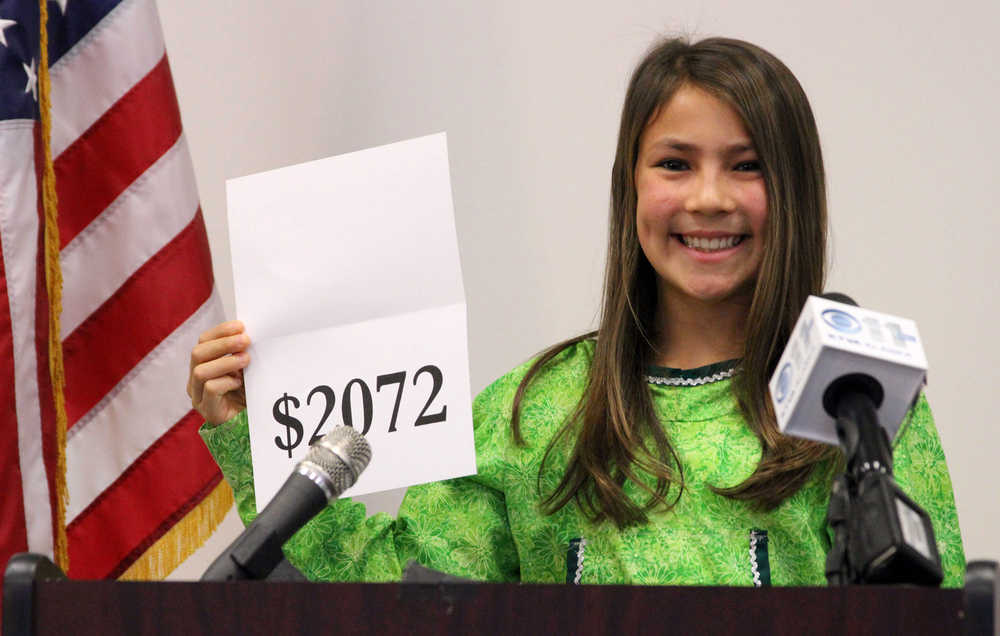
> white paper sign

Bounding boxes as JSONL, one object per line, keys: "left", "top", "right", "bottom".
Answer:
{"left": 226, "top": 133, "right": 475, "bottom": 511}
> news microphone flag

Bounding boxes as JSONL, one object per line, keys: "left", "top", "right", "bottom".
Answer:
{"left": 0, "top": 0, "right": 230, "bottom": 579}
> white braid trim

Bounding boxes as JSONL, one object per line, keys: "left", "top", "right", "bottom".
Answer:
{"left": 750, "top": 530, "right": 762, "bottom": 588}
{"left": 646, "top": 367, "right": 737, "bottom": 386}
{"left": 573, "top": 538, "right": 587, "bottom": 585}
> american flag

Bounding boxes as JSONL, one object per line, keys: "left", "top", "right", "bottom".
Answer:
{"left": 0, "top": 0, "right": 229, "bottom": 579}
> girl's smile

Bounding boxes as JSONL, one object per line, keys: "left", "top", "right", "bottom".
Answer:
{"left": 673, "top": 232, "right": 748, "bottom": 261}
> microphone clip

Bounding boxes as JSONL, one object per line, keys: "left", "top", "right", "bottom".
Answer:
{"left": 824, "top": 384, "right": 943, "bottom": 586}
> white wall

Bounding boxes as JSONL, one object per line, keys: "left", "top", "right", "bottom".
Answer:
{"left": 160, "top": 0, "right": 1000, "bottom": 579}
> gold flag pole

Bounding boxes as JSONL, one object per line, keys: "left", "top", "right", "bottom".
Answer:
{"left": 37, "top": 0, "right": 69, "bottom": 571}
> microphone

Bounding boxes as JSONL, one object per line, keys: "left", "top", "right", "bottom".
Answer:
{"left": 768, "top": 293, "right": 927, "bottom": 446}
{"left": 202, "top": 426, "right": 371, "bottom": 581}
{"left": 770, "top": 293, "right": 942, "bottom": 585}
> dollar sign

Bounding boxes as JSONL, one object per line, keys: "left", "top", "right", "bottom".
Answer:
{"left": 272, "top": 392, "right": 303, "bottom": 459}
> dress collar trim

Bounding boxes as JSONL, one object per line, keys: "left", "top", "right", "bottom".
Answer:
{"left": 645, "top": 358, "right": 740, "bottom": 386}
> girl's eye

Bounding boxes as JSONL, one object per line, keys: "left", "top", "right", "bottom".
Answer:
{"left": 660, "top": 159, "right": 688, "bottom": 171}
{"left": 735, "top": 160, "right": 762, "bottom": 172}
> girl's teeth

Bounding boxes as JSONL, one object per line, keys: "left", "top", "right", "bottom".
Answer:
{"left": 681, "top": 235, "right": 743, "bottom": 251}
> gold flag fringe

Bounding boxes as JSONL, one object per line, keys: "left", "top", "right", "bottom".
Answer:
{"left": 37, "top": 0, "right": 69, "bottom": 571}
{"left": 118, "top": 479, "right": 234, "bottom": 581}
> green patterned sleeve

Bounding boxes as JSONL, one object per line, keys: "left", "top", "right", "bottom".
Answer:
{"left": 390, "top": 375, "right": 522, "bottom": 582}
{"left": 198, "top": 380, "right": 522, "bottom": 583}
{"left": 199, "top": 410, "right": 257, "bottom": 526}
{"left": 285, "top": 442, "right": 520, "bottom": 583}
{"left": 392, "top": 477, "right": 520, "bottom": 582}
{"left": 891, "top": 394, "right": 966, "bottom": 587}
{"left": 199, "top": 411, "right": 400, "bottom": 581}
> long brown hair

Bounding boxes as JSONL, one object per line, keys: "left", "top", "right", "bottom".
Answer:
{"left": 511, "top": 36, "right": 838, "bottom": 528}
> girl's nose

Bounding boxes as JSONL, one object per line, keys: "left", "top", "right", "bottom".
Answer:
{"left": 685, "top": 171, "right": 735, "bottom": 215}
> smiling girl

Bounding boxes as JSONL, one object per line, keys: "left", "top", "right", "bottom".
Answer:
{"left": 189, "top": 37, "right": 964, "bottom": 586}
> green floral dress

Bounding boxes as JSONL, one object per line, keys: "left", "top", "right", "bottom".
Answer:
{"left": 200, "top": 339, "right": 965, "bottom": 586}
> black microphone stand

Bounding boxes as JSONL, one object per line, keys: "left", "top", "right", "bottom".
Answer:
{"left": 823, "top": 374, "right": 943, "bottom": 586}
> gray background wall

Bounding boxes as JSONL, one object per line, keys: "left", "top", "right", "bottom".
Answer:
{"left": 161, "top": 0, "right": 1000, "bottom": 578}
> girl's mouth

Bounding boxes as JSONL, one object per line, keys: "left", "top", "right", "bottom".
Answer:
{"left": 674, "top": 234, "right": 747, "bottom": 253}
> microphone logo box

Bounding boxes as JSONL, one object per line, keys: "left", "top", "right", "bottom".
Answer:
{"left": 769, "top": 296, "right": 927, "bottom": 445}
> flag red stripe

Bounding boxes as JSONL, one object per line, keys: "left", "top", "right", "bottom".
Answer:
{"left": 107, "top": 469, "right": 222, "bottom": 580}
{"left": 55, "top": 53, "right": 182, "bottom": 249}
{"left": 62, "top": 208, "right": 213, "bottom": 427}
{"left": 66, "top": 410, "right": 222, "bottom": 579}
{"left": 0, "top": 209, "right": 30, "bottom": 571}
{"left": 107, "top": 472, "right": 223, "bottom": 580}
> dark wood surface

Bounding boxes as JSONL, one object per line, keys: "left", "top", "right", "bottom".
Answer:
{"left": 32, "top": 581, "right": 966, "bottom": 635}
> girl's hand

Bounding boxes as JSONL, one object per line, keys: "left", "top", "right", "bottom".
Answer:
{"left": 188, "top": 321, "right": 250, "bottom": 425}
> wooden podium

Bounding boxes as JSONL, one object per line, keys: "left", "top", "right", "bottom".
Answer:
{"left": 4, "top": 554, "right": 997, "bottom": 635}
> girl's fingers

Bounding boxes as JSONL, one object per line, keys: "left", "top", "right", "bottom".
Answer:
{"left": 190, "top": 352, "right": 250, "bottom": 405}
{"left": 197, "top": 375, "right": 246, "bottom": 424}
{"left": 190, "top": 333, "right": 251, "bottom": 372}
{"left": 188, "top": 321, "right": 250, "bottom": 423}
{"left": 202, "top": 374, "right": 243, "bottom": 401}
{"left": 197, "top": 320, "right": 245, "bottom": 344}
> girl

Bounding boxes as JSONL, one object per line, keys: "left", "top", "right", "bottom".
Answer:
{"left": 189, "top": 36, "right": 964, "bottom": 586}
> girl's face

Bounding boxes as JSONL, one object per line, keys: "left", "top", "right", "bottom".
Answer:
{"left": 635, "top": 84, "right": 767, "bottom": 309}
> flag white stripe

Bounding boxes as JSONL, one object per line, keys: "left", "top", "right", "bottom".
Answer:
{"left": 59, "top": 135, "right": 199, "bottom": 339}
{"left": 66, "top": 292, "right": 223, "bottom": 521}
{"left": 0, "top": 122, "right": 54, "bottom": 556}
{"left": 50, "top": 0, "right": 165, "bottom": 159}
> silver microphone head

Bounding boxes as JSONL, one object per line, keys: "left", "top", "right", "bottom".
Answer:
{"left": 296, "top": 426, "right": 371, "bottom": 501}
